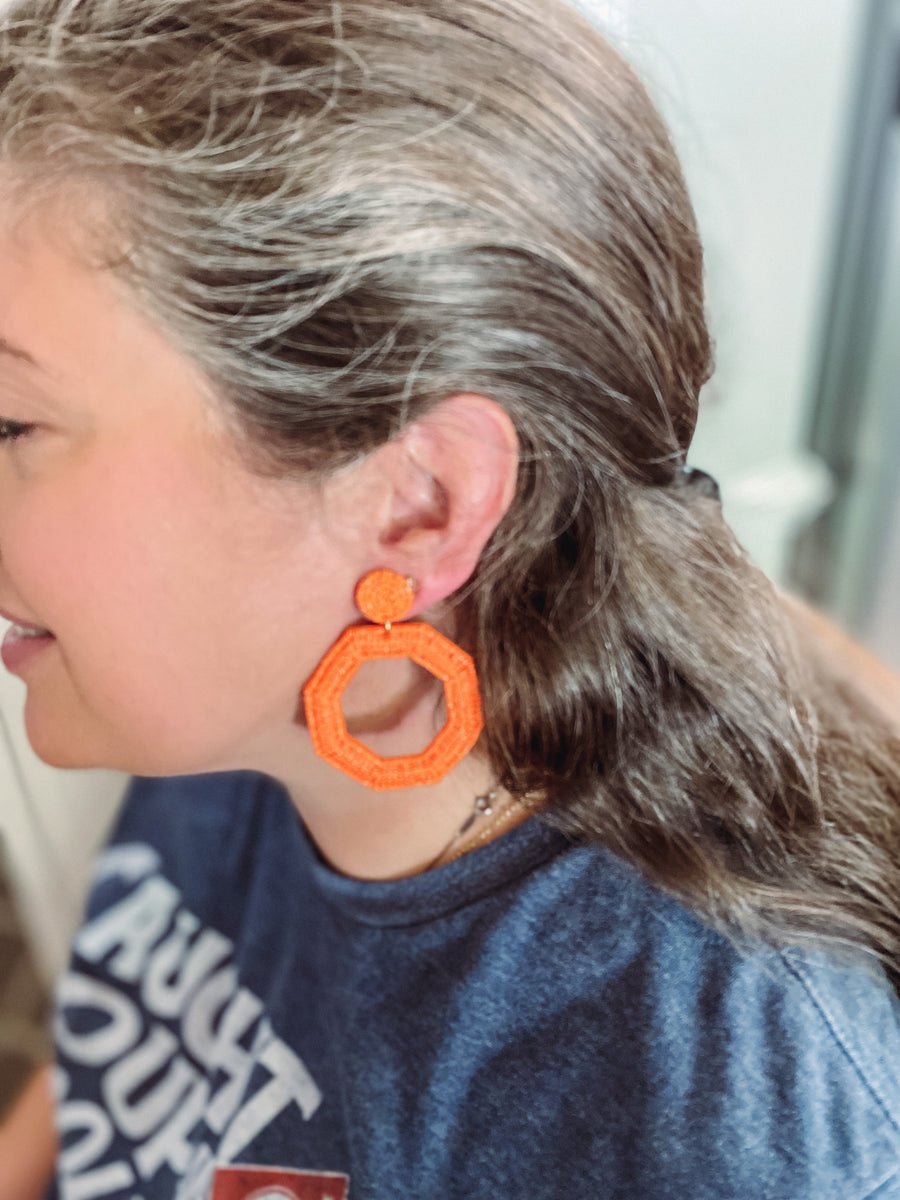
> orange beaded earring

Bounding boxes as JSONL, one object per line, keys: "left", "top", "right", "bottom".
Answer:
{"left": 302, "top": 568, "right": 484, "bottom": 789}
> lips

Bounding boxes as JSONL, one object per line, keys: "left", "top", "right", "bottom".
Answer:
{"left": 0, "top": 609, "right": 56, "bottom": 675}
{"left": 0, "top": 603, "right": 52, "bottom": 632}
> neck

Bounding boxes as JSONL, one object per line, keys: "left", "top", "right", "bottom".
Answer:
{"left": 278, "top": 751, "right": 517, "bottom": 879}
{"left": 222, "top": 657, "right": 531, "bottom": 879}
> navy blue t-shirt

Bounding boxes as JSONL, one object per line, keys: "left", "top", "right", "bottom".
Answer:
{"left": 50, "top": 772, "right": 900, "bottom": 1199}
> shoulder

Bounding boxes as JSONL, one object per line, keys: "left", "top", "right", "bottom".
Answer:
{"left": 531, "top": 839, "right": 900, "bottom": 1098}
{"left": 482, "top": 838, "right": 900, "bottom": 1196}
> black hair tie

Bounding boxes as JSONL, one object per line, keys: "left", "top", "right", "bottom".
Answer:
{"left": 679, "top": 465, "right": 722, "bottom": 503}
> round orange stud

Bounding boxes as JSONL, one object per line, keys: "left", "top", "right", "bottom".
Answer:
{"left": 354, "top": 569, "right": 415, "bottom": 626}
{"left": 303, "top": 569, "right": 483, "bottom": 790}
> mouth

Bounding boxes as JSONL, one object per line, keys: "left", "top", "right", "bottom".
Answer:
{"left": 0, "top": 604, "right": 52, "bottom": 633}
{"left": 0, "top": 611, "right": 56, "bottom": 675}
{"left": 6, "top": 620, "right": 53, "bottom": 638}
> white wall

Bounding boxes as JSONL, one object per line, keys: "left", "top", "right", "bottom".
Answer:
{"left": 596, "top": 0, "right": 863, "bottom": 580}
{"left": 0, "top": 651, "right": 124, "bottom": 981}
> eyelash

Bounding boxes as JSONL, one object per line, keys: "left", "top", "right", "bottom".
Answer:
{"left": 0, "top": 419, "right": 35, "bottom": 443}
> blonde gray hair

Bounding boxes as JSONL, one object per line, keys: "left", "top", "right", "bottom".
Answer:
{"left": 3, "top": 0, "right": 900, "bottom": 982}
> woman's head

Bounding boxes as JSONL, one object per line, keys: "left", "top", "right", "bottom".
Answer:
{"left": 6, "top": 0, "right": 900, "bottom": 971}
{"left": 0, "top": 0, "right": 716, "bottom": 793}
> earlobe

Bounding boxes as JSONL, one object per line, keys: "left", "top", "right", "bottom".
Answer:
{"left": 377, "top": 394, "right": 519, "bottom": 611}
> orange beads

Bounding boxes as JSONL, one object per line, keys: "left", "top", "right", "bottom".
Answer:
{"left": 303, "top": 569, "right": 484, "bottom": 790}
{"left": 354, "top": 569, "right": 415, "bottom": 626}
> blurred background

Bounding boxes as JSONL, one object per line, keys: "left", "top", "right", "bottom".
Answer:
{"left": 1, "top": 0, "right": 899, "bottom": 1103}
{"left": 596, "top": 0, "right": 900, "bottom": 660}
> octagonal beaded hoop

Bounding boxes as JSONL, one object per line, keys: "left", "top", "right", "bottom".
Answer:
{"left": 302, "top": 569, "right": 484, "bottom": 789}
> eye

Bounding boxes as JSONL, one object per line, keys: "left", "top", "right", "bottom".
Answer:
{"left": 0, "top": 419, "right": 35, "bottom": 442}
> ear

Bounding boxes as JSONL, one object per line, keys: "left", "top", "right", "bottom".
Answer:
{"left": 373, "top": 394, "right": 519, "bottom": 612}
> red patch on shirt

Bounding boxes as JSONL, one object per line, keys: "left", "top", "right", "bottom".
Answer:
{"left": 211, "top": 1165, "right": 349, "bottom": 1200}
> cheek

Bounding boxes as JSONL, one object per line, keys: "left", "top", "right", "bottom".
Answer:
{"left": 9, "top": 445, "right": 240, "bottom": 684}
{"left": 5, "top": 434, "right": 358, "bottom": 773}
{"left": 9, "top": 476, "right": 278, "bottom": 772}
{"left": 15, "top": 473, "right": 177, "bottom": 622}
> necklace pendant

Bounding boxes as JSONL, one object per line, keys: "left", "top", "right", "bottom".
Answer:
{"left": 474, "top": 789, "right": 497, "bottom": 816}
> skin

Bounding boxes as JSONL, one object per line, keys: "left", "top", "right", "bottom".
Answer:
{"left": 0, "top": 1066, "right": 55, "bottom": 1200}
{"left": 782, "top": 592, "right": 900, "bottom": 728}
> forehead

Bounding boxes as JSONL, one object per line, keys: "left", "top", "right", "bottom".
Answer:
{"left": 0, "top": 200, "right": 86, "bottom": 387}
{"left": 0, "top": 200, "right": 111, "bottom": 372}
{"left": 0, "top": 181, "right": 219, "bottom": 425}
{"left": 0, "top": 166, "right": 114, "bottom": 270}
